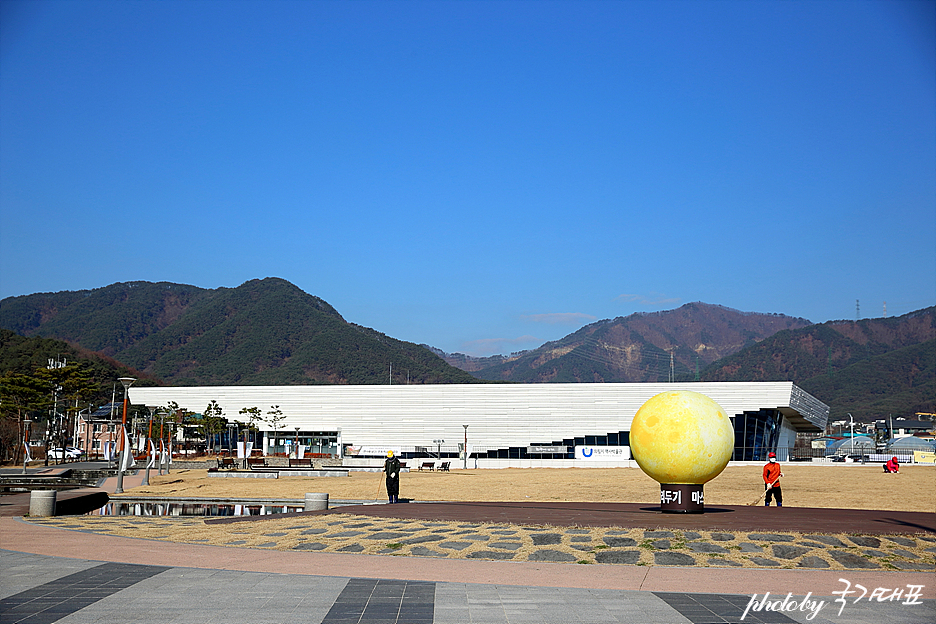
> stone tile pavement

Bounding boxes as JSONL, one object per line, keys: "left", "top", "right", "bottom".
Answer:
{"left": 2, "top": 550, "right": 934, "bottom": 624}
{"left": 3, "top": 491, "right": 934, "bottom": 624}
{"left": 24, "top": 512, "right": 936, "bottom": 571}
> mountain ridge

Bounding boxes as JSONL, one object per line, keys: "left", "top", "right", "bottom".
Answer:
{"left": 0, "top": 279, "right": 478, "bottom": 386}
{"left": 3, "top": 281, "right": 932, "bottom": 421}
{"left": 456, "top": 302, "right": 812, "bottom": 383}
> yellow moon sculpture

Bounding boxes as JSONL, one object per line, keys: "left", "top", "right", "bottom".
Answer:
{"left": 630, "top": 390, "right": 733, "bottom": 485}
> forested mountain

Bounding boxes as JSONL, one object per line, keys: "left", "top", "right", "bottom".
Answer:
{"left": 459, "top": 303, "right": 812, "bottom": 383}
{"left": 0, "top": 329, "right": 155, "bottom": 401}
{"left": 3, "top": 279, "right": 932, "bottom": 421}
{"left": 700, "top": 308, "right": 935, "bottom": 421}
{"left": 0, "top": 279, "right": 479, "bottom": 386}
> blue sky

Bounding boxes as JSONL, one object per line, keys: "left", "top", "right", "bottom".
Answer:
{"left": 1, "top": 0, "right": 934, "bottom": 357}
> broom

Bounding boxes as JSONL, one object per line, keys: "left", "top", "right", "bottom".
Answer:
{"left": 748, "top": 480, "right": 780, "bottom": 506}
{"left": 373, "top": 470, "right": 384, "bottom": 502}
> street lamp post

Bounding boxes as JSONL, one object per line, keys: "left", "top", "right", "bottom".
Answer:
{"left": 847, "top": 413, "right": 855, "bottom": 453}
{"left": 22, "top": 419, "right": 32, "bottom": 474}
{"left": 462, "top": 425, "right": 468, "bottom": 469}
{"left": 165, "top": 421, "right": 175, "bottom": 475}
{"left": 294, "top": 427, "right": 300, "bottom": 459}
{"left": 228, "top": 423, "right": 237, "bottom": 457}
{"left": 156, "top": 411, "right": 166, "bottom": 476}
{"left": 142, "top": 409, "right": 154, "bottom": 486}
{"left": 114, "top": 377, "right": 136, "bottom": 494}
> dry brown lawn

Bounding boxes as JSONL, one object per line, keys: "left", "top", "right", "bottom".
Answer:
{"left": 116, "top": 464, "right": 935, "bottom": 512}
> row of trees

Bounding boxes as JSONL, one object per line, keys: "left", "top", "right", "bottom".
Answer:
{"left": 0, "top": 361, "right": 101, "bottom": 464}
{"left": 192, "top": 401, "right": 286, "bottom": 456}
{"left": 107, "top": 401, "right": 289, "bottom": 459}
{"left": 0, "top": 365, "right": 288, "bottom": 463}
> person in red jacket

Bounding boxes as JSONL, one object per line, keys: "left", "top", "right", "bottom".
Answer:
{"left": 763, "top": 452, "right": 783, "bottom": 507}
{"left": 884, "top": 456, "right": 900, "bottom": 473}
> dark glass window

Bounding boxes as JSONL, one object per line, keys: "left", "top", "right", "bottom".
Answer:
{"left": 732, "top": 409, "right": 780, "bottom": 461}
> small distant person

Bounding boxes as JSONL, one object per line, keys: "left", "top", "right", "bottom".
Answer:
{"left": 384, "top": 450, "right": 401, "bottom": 504}
{"left": 884, "top": 456, "right": 900, "bottom": 473}
{"left": 763, "top": 451, "right": 783, "bottom": 507}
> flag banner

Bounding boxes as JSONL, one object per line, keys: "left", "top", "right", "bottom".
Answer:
{"left": 121, "top": 428, "right": 136, "bottom": 470}
{"left": 297, "top": 444, "right": 306, "bottom": 459}
{"left": 147, "top": 440, "right": 156, "bottom": 468}
{"left": 237, "top": 441, "right": 246, "bottom": 459}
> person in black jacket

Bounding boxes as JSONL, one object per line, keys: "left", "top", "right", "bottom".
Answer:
{"left": 384, "top": 450, "right": 401, "bottom": 503}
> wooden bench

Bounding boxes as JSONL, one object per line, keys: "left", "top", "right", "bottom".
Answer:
{"left": 246, "top": 457, "right": 269, "bottom": 469}
{"left": 419, "top": 461, "right": 435, "bottom": 471}
{"left": 217, "top": 457, "right": 237, "bottom": 470}
{"left": 289, "top": 458, "right": 313, "bottom": 468}
{"left": 438, "top": 461, "right": 451, "bottom": 472}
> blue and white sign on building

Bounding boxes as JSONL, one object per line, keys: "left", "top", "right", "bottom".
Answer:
{"left": 575, "top": 446, "right": 630, "bottom": 461}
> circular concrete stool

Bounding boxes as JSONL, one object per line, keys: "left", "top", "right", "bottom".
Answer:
{"left": 305, "top": 492, "right": 329, "bottom": 511}
{"left": 29, "top": 490, "right": 57, "bottom": 517}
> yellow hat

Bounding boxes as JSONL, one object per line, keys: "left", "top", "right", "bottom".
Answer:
{"left": 387, "top": 450, "right": 394, "bottom": 457}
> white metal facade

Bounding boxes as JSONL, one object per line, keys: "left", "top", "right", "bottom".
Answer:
{"left": 130, "top": 381, "right": 828, "bottom": 453}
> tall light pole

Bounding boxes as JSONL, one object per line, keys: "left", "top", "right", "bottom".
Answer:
{"left": 847, "top": 413, "right": 855, "bottom": 453}
{"left": 228, "top": 423, "right": 237, "bottom": 457}
{"left": 142, "top": 408, "right": 154, "bottom": 486}
{"left": 462, "top": 425, "right": 468, "bottom": 469}
{"left": 157, "top": 410, "right": 166, "bottom": 475}
{"left": 22, "top": 419, "right": 32, "bottom": 474}
{"left": 114, "top": 377, "right": 136, "bottom": 494}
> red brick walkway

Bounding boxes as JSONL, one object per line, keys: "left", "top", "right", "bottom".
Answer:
{"left": 246, "top": 501, "right": 935, "bottom": 535}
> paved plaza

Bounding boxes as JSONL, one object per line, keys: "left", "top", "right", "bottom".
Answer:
{"left": 2, "top": 548, "right": 934, "bottom": 624}
{"left": 1, "top": 468, "right": 933, "bottom": 624}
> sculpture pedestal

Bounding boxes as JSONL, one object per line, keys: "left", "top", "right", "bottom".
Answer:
{"left": 660, "top": 484, "right": 704, "bottom": 513}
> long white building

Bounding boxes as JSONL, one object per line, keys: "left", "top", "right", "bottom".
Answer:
{"left": 130, "top": 382, "right": 828, "bottom": 465}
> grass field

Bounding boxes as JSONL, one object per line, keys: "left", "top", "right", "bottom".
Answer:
{"left": 114, "top": 464, "right": 935, "bottom": 512}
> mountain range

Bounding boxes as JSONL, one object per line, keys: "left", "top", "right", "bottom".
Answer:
{"left": 442, "top": 303, "right": 812, "bottom": 383}
{"left": 2, "top": 279, "right": 933, "bottom": 421}
{"left": 0, "top": 279, "right": 478, "bottom": 386}
{"left": 699, "top": 309, "right": 935, "bottom": 422}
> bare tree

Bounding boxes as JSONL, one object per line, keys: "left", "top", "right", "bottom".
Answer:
{"left": 264, "top": 405, "right": 285, "bottom": 456}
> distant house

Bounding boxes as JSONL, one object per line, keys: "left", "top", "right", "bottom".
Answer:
{"left": 75, "top": 402, "right": 122, "bottom": 459}
{"left": 874, "top": 420, "right": 935, "bottom": 440}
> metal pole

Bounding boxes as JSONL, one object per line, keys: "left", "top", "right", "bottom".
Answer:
{"left": 158, "top": 413, "right": 165, "bottom": 475}
{"left": 142, "top": 410, "right": 154, "bottom": 486}
{"left": 847, "top": 413, "right": 854, "bottom": 454}
{"left": 462, "top": 425, "right": 468, "bottom": 469}
{"left": 22, "top": 420, "right": 31, "bottom": 474}
{"left": 114, "top": 378, "right": 135, "bottom": 494}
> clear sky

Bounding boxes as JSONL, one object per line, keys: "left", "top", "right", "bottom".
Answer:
{"left": 1, "top": 0, "right": 934, "bottom": 357}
